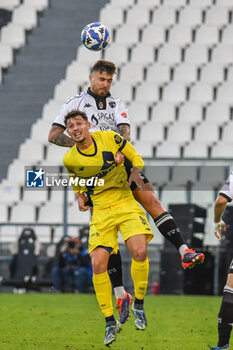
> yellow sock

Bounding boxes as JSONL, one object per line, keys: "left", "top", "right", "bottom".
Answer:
{"left": 131, "top": 257, "right": 149, "bottom": 300}
{"left": 93, "top": 271, "right": 113, "bottom": 317}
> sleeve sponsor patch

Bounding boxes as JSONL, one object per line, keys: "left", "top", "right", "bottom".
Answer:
{"left": 114, "top": 134, "right": 123, "bottom": 145}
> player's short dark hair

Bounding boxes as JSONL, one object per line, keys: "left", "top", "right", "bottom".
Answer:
{"left": 91, "top": 60, "right": 117, "bottom": 75}
{"left": 64, "top": 110, "right": 88, "bottom": 126}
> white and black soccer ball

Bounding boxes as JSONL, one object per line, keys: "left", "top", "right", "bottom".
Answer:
{"left": 81, "top": 22, "right": 110, "bottom": 51}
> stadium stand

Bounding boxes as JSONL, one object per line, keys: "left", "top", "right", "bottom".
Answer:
{"left": 24, "top": 0, "right": 49, "bottom": 12}
{"left": 103, "top": 43, "right": 129, "bottom": 65}
{"left": 0, "top": 43, "right": 13, "bottom": 68}
{"left": 151, "top": 102, "right": 175, "bottom": 125}
{"left": 12, "top": 5, "right": 37, "bottom": 30}
{"left": 0, "top": 0, "right": 20, "bottom": 11}
{"left": 0, "top": 0, "right": 106, "bottom": 181}
{"left": 183, "top": 141, "right": 209, "bottom": 159}
{"left": 1, "top": 23, "right": 26, "bottom": 49}
{"left": 178, "top": 102, "right": 203, "bottom": 125}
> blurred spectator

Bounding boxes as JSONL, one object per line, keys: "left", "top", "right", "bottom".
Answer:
{"left": 51, "top": 236, "right": 92, "bottom": 293}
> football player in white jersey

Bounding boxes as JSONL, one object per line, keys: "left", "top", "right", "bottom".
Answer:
{"left": 48, "top": 59, "right": 204, "bottom": 322}
{"left": 209, "top": 173, "right": 233, "bottom": 350}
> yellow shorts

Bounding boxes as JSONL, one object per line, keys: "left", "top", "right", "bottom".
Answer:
{"left": 88, "top": 199, "right": 154, "bottom": 254}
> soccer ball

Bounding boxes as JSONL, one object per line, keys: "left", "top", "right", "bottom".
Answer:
{"left": 81, "top": 22, "right": 110, "bottom": 51}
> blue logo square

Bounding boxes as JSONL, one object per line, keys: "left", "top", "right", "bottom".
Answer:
{"left": 26, "top": 169, "right": 45, "bottom": 188}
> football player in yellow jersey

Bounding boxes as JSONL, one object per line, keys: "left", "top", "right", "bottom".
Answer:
{"left": 49, "top": 59, "right": 205, "bottom": 325}
{"left": 63, "top": 110, "right": 154, "bottom": 346}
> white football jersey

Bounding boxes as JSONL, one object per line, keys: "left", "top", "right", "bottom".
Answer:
{"left": 219, "top": 171, "right": 233, "bottom": 202}
{"left": 53, "top": 88, "right": 130, "bottom": 133}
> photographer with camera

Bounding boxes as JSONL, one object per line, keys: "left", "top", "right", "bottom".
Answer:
{"left": 51, "top": 237, "right": 92, "bottom": 293}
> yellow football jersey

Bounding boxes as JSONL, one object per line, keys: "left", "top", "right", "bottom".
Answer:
{"left": 63, "top": 130, "right": 144, "bottom": 209}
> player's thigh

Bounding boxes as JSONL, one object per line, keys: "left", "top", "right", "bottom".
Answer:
{"left": 133, "top": 184, "right": 165, "bottom": 218}
{"left": 89, "top": 208, "right": 118, "bottom": 254}
{"left": 117, "top": 201, "right": 153, "bottom": 244}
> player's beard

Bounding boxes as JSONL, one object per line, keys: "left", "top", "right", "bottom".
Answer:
{"left": 92, "top": 85, "right": 108, "bottom": 97}
{"left": 98, "top": 88, "right": 108, "bottom": 96}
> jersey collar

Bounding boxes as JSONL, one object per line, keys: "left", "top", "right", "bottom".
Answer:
{"left": 76, "top": 136, "right": 97, "bottom": 157}
{"left": 87, "top": 87, "right": 110, "bottom": 110}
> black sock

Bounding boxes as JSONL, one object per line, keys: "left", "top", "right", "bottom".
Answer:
{"left": 134, "top": 298, "right": 144, "bottom": 309}
{"left": 217, "top": 286, "right": 233, "bottom": 347}
{"left": 105, "top": 315, "right": 115, "bottom": 326}
{"left": 154, "top": 212, "right": 185, "bottom": 250}
{"left": 107, "top": 250, "right": 123, "bottom": 288}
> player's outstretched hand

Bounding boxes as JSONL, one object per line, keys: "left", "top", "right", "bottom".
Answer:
{"left": 128, "top": 167, "right": 145, "bottom": 191}
{"left": 77, "top": 192, "right": 90, "bottom": 212}
{"left": 115, "top": 151, "right": 125, "bottom": 165}
{"left": 214, "top": 219, "right": 226, "bottom": 240}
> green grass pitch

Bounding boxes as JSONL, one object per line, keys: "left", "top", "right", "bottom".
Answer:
{"left": 0, "top": 293, "right": 230, "bottom": 350}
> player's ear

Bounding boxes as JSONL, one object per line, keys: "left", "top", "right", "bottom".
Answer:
{"left": 87, "top": 122, "right": 91, "bottom": 130}
{"left": 89, "top": 74, "right": 93, "bottom": 84}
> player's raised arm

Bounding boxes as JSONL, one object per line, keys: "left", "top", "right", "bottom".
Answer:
{"left": 214, "top": 195, "right": 227, "bottom": 239}
{"left": 48, "top": 100, "right": 77, "bottom": 147}
{"left": 114, "top": 124, "right": 130, "bottom": 165}
{"left": 112, "top": 132, "right": 144, "bottom": 189}
{"left": 48, "top": 124, "right": 75, "bottom": 147}
{"left": 119, "top": 137, "right": 144, "bottom": 173}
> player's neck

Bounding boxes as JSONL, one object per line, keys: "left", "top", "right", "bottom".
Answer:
{"left": 76, "top": 134, "right": 93, "bottom": 150}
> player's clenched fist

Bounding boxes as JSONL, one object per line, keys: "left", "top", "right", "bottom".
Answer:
{"left": 214, "top": 219, "right": 226, "bottom": 240}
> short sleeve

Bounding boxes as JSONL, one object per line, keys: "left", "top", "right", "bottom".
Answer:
{"left": 52, "top": 97, "right": 80, "bottom": 128}
{"left": 108, "top": 131, "right": 127, "bottom": 152}
{"left": 53, "top": 103, "right": 69, "bottom": 128}
{"left": 114, "top": 99, "right": 130, "bottom": 126}
{"left": 219, "top": 172, "right": 233, "bottom": 202}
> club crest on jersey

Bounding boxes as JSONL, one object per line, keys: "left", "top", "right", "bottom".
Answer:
{"left": 114, "top": 134, "right": 123, "bottom": 145}
{"left": 98, "top": 101, "right": 104, "bottom": 109}
{"left": 121, "top": 112, "right": 128, "bottom": 118}
{"left": 109, "top": 101, "right": 116, "bottom": 108}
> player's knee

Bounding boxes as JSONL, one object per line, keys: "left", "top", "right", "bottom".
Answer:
{"left": 91, "top": 257, "right": 106, "bottom": 274}
{"left": 132, "top": 246, "right": 147, "bottom": 262}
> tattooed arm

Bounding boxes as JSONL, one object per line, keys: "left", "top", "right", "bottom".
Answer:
{"left": 118, "top": 124, "right": 131, "bottom": 141}
{"left": 114, "top": 124, "right": 131, "bottom": 165}
{"left": 48, "top": 125, "right": 75, "bottom": 147}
